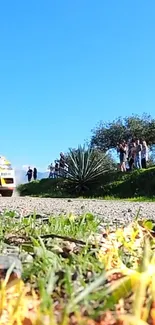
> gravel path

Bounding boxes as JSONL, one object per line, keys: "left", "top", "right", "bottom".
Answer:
{"left": 0, "top": 197, "right": 155, "bottom": 226}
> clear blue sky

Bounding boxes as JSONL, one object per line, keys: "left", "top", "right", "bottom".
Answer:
{"left": 0, "top": 0, "right": 155, "bottom": 170}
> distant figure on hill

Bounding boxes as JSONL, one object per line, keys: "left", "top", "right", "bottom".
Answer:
{"left": 117, "top": 141, "right": 127, "bottom": 172}
{"left": 135, "top": 139, "right": 142, "bottom": 169}
{"left": 48, "top": 161, "right": 59, "bottom": 178}
{"left": 59, "top": 152, "right": 66, "bottom": 177}
{"left": 48, "top": 163, "right": 54, "bottom": 178}
{"left": 128, "top": 141, "right": 136, "bottom": 171}
{"left": 54, "top": 161, "right": 59, "bottom": 178}
{"left": 26, "top": 167, "right": 33, "bottom": 182}
{"left": 141, "top": 141, "right": 149, "bottom": 169}
{"left": 117, "top": 138, "right": 149, "bottom": 172}
{"left": 33, "top": 167, "right": 37, "bottom": 180}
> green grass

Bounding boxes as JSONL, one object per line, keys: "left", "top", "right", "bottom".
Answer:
{"left": 17, "top": 167, "right": 155, "bottom": 200}
{"left": 100, "top": 195, "right": 155, "bottom": 202}
{"left": 0, "top": 210, "right": 114, "bottom": 322}
{"left": 17, "top": 177, "right": 71, "bottom": 197}
{"left": 0, "top": 212, "right": 103, "bottom": 295}
{"left": 1, "top": 210, "right": 155, "bottom": 324}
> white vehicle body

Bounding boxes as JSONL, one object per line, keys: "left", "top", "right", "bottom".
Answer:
{"left": 0, "top": 156, "right": 16, "bottom": 196}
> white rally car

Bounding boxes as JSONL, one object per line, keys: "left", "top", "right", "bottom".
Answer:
{"left": 0, "top": 156, "right": 15, "bottom": 197}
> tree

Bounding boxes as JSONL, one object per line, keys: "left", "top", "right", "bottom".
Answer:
{"left": 91, "top": 113, "right": 155, "bottom": 152}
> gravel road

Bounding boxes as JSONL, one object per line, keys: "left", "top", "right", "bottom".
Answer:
{"left": 0, "top": 197, "right": 155, "bottom": 226}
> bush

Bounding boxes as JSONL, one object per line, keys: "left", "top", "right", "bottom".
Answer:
{"left": 17, "top": 178, "right": 72, "bottom": 198}
{"left": 67, "top": 146, "right": 112, "bottom": 194}
{"left": 98, "top": 167, "right": 155, "bottom": 198}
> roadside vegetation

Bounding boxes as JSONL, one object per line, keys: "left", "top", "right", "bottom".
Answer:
{"left": 18, "top": 166, "right": 155, "bottom": 200}
{"left": 18, "top": 114, "right": 155, "bottom": 200}
{"left": 1, "top": 211, "right": 155, "bottom": 324}
{"left": 13, "top": 113, "right": 155, "bottom": 323}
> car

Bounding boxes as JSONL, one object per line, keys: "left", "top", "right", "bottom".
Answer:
{"left": 0, "top": 156, "right": 15, "bottom": 197}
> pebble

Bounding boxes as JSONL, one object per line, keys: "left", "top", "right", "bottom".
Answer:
{"left": 0, "top": 197, "right": 154, "bottom": 227}
{"left": 0, "top": 255, "right": 22, "bottom": 280}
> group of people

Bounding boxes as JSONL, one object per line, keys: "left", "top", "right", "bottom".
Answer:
{"left": 26, "top": 167, "right": 37, "bottom": 182}
{"left": 25, "top": 153, "right": 68, "bottom": 183}
{"left": 117, "top": 139, "right": 149, "bottom": 172}
{"left": 48, "top": 152, "right": 68, "bottom": 178}
{"left": 26, "top": 141, "right": 148, "bottom": 181}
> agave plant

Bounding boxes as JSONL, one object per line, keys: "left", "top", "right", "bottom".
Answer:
{"left": 66, "top": 146, "right": 109, "bottom": 193}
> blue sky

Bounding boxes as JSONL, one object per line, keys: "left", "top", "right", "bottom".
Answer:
{"left": 0, "top": 0, "right": 155, "bottom": 170}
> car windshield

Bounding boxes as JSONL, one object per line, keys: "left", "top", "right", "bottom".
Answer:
{"left": 0, "top": 157, "right": 12, "bottom": 169}
{"left": 0, "top": 164, "right": 12, "bottom": 169}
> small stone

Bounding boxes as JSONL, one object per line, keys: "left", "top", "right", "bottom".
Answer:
{"left": 20, "top": 252, "right": 33, "bottom": 264}
{"left": 0, "top": 255, "right": 22, "bottom": 281}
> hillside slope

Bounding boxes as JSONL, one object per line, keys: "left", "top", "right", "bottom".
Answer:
{"left": 17, "top": 167, "right": 155, "bottom": 199}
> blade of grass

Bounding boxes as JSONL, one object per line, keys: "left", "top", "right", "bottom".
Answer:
{"left": 133, "top": 239, "right": 151, "bottom": 319}
{"left": 67, "top": 268, "right": 126, "bottom": 312}
{"left": 120, "top": 314, "right": 149, "bottom": 325}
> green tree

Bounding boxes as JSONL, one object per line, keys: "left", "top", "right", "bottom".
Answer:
{"left": 91, "top": 113, "right": 155, "bottom": 152}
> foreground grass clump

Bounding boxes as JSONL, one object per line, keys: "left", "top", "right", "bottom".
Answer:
{"left": 1, "top": 211, "right": 155, "bottom": 324}
{"left": 17, "top": 167, "right": 155, "bottom": 199}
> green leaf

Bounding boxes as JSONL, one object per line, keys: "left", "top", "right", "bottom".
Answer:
{"left": 103, "top": 276, "right": 132, "bottom": 310}
{"left": 31, "top": 237, "right": 40, "bottom": 247}
{"left": 22, "top": 244, "right": 34, "bottom": 253}
{"left": 143, "top": 220, "right": 154, "bottom": 231}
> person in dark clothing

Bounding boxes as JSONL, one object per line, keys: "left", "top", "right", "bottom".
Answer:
{"left": 59, "top": 152, "right": 65, "bottom": 168}
{"left": 26, "top": 167, "right": 33, "bottom": 182}
{"left": 59, "top": 152, "right": 66, "bottom": 177}
{"left": 128, "top": 142, "right": 136, "bottom": 171}
{"left": 33, "top": 167, "right": 37, "bottom": 180}
{"left": 54, "top": 161, "right": 59, "bottom": 178}
{"left": 117, "top": 141, "right": 127, "bottom": 172}
{"left": 49, "top": 163, "right": 54, "bottom": 178}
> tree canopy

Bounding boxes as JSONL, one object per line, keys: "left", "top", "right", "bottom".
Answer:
{"left": 91, "top": 114, "right": 155, "bottom": 152}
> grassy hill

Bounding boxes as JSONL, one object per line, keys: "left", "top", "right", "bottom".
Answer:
{"left": 17, "top": 167, "right": 155, "bottom": 199}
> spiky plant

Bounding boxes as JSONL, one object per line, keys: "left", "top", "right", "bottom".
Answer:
{"left": 67, "top": 146, "right": 108, "bottom": 193}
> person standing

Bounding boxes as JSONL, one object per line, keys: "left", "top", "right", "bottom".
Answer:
{"left": 135, "top": 140, "right": 142, "bottom": 169}
{"left": 129, "top": 142, "right": 136, "bottom": 171}
{"left": 54, "top": 161, "right": 59, "bottom": 178}
{"left": 48, "top": 163, "right": 54, "bottom": 178}
{"left": 59, "top": 152, "right": 66, "bottom": 177}
{"left": 26, "top": 167, "right": 33, "bottom": 182}
{"left": 141, "top": 141, "right": 148, "bottom": 169}
{"left": 33, "top": 167, "right": 37, "bottom": 180}
{"left": 118, "top": 141, "right": 127, "bottom": 172}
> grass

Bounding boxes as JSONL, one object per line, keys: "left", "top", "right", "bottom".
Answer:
{"left": 0, "top": 211, "right": 103, "bottom": 324}
{"left": 1, "top": 210, "right": 155, "bottom": 324}
{"left": 100, "top": 195, "right": 155, "bottom": 202}
{"left": 17, "top": 167, "right": 155, "bottom": 200}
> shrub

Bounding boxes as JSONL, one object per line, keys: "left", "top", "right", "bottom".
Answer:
{"left": 17, "top": 178, "right": 71, "bottom": 198}
{"left": 67, "top": 146, "right": 110, "bottom": 194}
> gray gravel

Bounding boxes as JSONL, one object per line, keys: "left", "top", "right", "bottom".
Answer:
{"left": 0, "top": 197, "right": 155, "bottom": 226}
